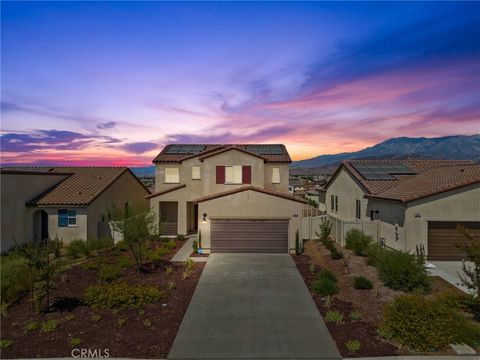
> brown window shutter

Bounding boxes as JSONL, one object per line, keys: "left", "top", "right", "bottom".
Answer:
{"left": 242, "top": 166, "right": 251, "bottom": 184}
{"left": 216, "top": 166, "right": 225, "bottom": 184}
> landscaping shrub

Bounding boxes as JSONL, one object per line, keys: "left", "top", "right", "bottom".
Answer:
{"left": 0, "top": 339, "right": 12, "bottom": 348}
{"left": 345, "top": 229, "right": 373, "bottom": 256}
{"left": 318, "top": 269, "right": 337, "bottom": 283}
{"left": 345, "top": 339, "right": 361, "bottom": 353}
{"left": 146, "top": 247, "right": 170, "bottom": 265}
{"left": 164, "top": 240, "right": 177, "bottom": 249}
{"left": 315, "top": 218, "right": 332, "bottom": 244}
{"left": 87, "top": 237, "right": 113, "bottom": 251}
{"left": 377, "top": 249, "right": 430, "bottom": 292}
{"left": 116, "top": 255, "right": 134, "bottom": 268}
{"left": 66, "top": 239, "right": 90, "bottom": 258}
{"left": 114, "top": 240, "right": 129, "bottom": 252}
{"left": 192, "top": 239, "right": 198, "bottom": 253}
{"left": 364, "top": 243, "right": 385, "bottom": 266}
{"left": 41, "top": 319, "right": 58, "bottom": 332}
{"left": 349, "top": 311, "right": 362, "bottom": 321}
{"left": 353, "top": 276, "right": 373, "bottom": 290}
{"left": 313, "top": 278, "right": 338, "bottom": 297}
{"left": 330, "top": 248, "right": 344, "bottom": 260}
{"left": 176, "top": 234, "right": 187, "bottom": 241}
{"left": 325, "top": 310, "right": 343, "bottom": 324}
{"left": 83, "top": 282, "right": 163, "bottom": 309}
{"left": 1, "top": 251, "right": 30, "bottom": 308}
{"left": 97, "top": 265, "right": 122, "bottom": 283}
{"left": 48, "top": 237, "right": 63, "bottom": 258}
{"left": 380, "top": 293, "right": 480, "bottom": 351}
{"left": 24, "top": 321, "right": 39, "bottom": 332}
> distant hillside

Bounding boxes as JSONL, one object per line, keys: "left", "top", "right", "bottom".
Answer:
{"left": 291, "top": 134, "right": 480, "bottom": 173}
{"left": 130, "top": 166, "right": 155, "bottom": 177}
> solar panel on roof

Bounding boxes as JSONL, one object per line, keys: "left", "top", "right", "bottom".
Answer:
{"left": 351, "top": 163, "right": 400, "bottom": 180}
{"left": 164, "top": 145, "right": 206, "bottom": 155}
{"left": 246, "top": 145, "right": 284, "bottom": 155}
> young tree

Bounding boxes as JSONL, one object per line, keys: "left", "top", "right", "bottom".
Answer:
{"left": 107, "top": 202, "right": 157, "bottom": 273}
{"left": 315, "top": 217, "right": 332, "bottom": 244}
{"left": 456, "top": 224, "right": 480, "bottom": 314}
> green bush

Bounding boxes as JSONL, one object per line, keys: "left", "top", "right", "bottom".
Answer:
{"left": 116, "top": 255, "right": 134, "bottom": 268}
{"left": 146, "top": 247, "right": 170, "bottom": 265}
{"left": 313, "top": 279, "right": 338, "bottom": 296}
{"left": 97, "top": 265, "right": 122, "bottom": 283}
{"left": 83, "top": 282, "right": 163, "bottom": 309}
{"left": 80, "top": 261, "right": 100, "bottom": 271}
{"left": 365, "top": 243, "right": 385, "bottom": 266}
{"left": 48, "top": 237, "right": 63, "bottom": 258}
{"left": 318, "top": 269, "right": 337, "bottom": 283}
{"left": 325, "top": 310, "right": 343, "bottom": 324}
{"left": 380, "top": 293, "right": 480, "bottom": 351}
{"left": 1, "top": 251, "right": 30, "bottom": 307}
{"left": 164, "top": 240, "right": 177, "bottom": 249}
{"left": 176, "top": 234, "right": 187, "bottom": 241}
{"left": 66, "top": 239, "right": 90, "bottom": 258}
{"left": 0, "top": 339, "right": 12, "bottom": 348}
{"left": 41, "top": 319, "right": 58, "bottom": 332}
{"left": 345, "top": 229, "right": 373, "bottom": 256}
{"left": 330, "top": 248, "right": 344, "bottom": 260}
{"left": 345, "top": 339, "right": 361, "bottom": 353}
{"left": 377, "top": 250, "right": 430, "bottom": 292}
{"left": 114, "top": 240, "right": 129, "bottom": 252}
{"left": 353, "top": 276, "right": 373, "bottom": 290}
{"left": 24, "top": 321, "right": 39, "bottom": 332}
{"left": 192, "top": 240, "right": 198, "bottom": 253}
{"left": 87, "top": 237, "right": 113, "bottom": 251}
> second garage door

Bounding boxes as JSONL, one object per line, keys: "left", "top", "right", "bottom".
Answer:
{"left": 428, "top": 221, "right": 480, "bottom": 260}
{"left": 211, "top": 219, "right": 289, "bottom": 253}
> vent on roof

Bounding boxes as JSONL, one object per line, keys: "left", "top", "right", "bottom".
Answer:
{"left": 245, "top": 145, "right": 284, "bottom": 155}
{"left": 351, "top": 163, "right": 416, "bottom": 180}
{"left": 164, "top": 145, "right": 206, "bottom": 155}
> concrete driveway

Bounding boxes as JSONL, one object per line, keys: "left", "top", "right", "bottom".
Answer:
{"left": 169, "top": 253, "right": 340, "bottom": 360}
{"left": 430, "top": 261, "right": 471, "bottom": 293}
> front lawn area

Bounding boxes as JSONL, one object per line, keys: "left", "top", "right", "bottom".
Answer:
{"left": 0, "top": 236, "right": 205, "bottom": 358}
{"left": 294, "top": 238, "right": 480, "bottom": 357}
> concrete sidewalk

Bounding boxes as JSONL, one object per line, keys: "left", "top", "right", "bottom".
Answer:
{"left": 171, "top": 235, "right": 208, "bottom": 263}
{"left": 430, "top": 261, "right": 471, "bottom": 293}
{"left": 169, "top": 254, "right": 341, "bottom": 359}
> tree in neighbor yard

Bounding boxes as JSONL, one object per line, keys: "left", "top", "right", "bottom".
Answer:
{"left": 456, "top": 224, "right": 480, "bottom": 316}
{"left": 315, "top": 217, "right": 332, "bottom": 243}
{"left": 107, "top": 202, "right": 157, "bottom": 273}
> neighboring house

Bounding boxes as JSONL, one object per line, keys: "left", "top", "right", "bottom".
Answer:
{"left": 288, "top": 177, "right": 304, "bottom": 193}
{"left": 1, "top": 167, "right": 149, "bottom": 252}
{"left": 325, "top": 160, "right": 480, "bottom": 260}
{"left": 148, "top": 144, "right": 307, "bottom": 253}
{"left": 306, "top": 188, "right": 326, "bottom": 211}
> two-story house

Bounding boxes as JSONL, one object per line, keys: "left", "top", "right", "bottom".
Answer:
{"left": 147, "top": 144, "right": 307, "bottom": 253}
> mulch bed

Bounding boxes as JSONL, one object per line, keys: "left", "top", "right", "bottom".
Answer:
{"left": 190, "top": 251, "right": 209, "bottom": 258}
{"left": 1, "top": 241, "right": 204, "bottom": 359}
{"left": 293, "top": 252, "right": 401, "bottom": 358}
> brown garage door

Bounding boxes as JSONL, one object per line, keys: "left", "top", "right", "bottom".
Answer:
{"left": 428, "top": 221, "right": 480, "bottom": 260}
{"left": 211, "top": 219, "right": 289, "bottom": 253}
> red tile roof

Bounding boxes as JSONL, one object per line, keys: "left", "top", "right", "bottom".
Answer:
{"left": 145, "top": 184, "right": 186, "bottom": 199}
{"left": 2, "top": 167, "right": 149, "bottom": 206}
{"left": 153, "top": 144, "right": 291, "bottom": 163}
{"left": 192, "top": 185, "right": 308, "bottom": 204}
{"left": 326, "top": 160, "right": 478, "bottom": 203}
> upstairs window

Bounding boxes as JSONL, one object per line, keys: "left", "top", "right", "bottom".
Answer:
{"left": 335, "top": 195, "right": 338, "bottom": 212}
{"left": 58, "top": 209, "right": 77, "bottom": 227}
{"left": 165, "top": 167, "right": 179, "bottom": 183}
{"left": 330, "top": 195, "right": 338, "bottom": 212}
{"left": 355, "top": 199, "right": 361, "bottom": 219}
{"left": 272, "top": 167, "right": 280, "bottom": 184}
{"left": 192, "top": 166, "right": 201, "bottom": 180}
{"left": 225, "top": 165, "right": 242, "bottom": 184}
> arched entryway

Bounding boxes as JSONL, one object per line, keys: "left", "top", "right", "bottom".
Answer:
{"left": 33, "top": 210, "right": 49, "bottom": 241}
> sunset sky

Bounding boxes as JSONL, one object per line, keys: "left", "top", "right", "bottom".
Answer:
{"left": 1, "top": 1, "right": 479, "bottom": 166}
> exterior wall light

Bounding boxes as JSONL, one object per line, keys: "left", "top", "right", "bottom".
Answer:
{"left": 202, "top": 213, "right": 207, "bottom": 223}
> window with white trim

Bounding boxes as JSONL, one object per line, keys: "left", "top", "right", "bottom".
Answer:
{"left": 58, "top": 209, "right": 77, "bottom": 227}
{"left": 192, "top": 166, "right": 201, "bottom": 180}
{"left": 355, "top": 199, "right": 361, "bottom": 219}
{"left": 225, "top": 165, "right": 242, "bottom": 184}
{"left": 330, "top": 195, "right": 335, "bottom": 211}
{"left": 164, "top": 167, "right": 179, "bottom": 183}
{"left": 272, "top": 167, "right": 280, "bottom": 184}
{"left": 335, "top": 195, "right": 338, "bottom": 212}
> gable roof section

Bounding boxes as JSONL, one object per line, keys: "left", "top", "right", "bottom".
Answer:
{"left": 153, "top": 144, "right": 291, "bottom": 163}
{"left": 192, "top": 185, "right": 308, "bottom": 204}
{"left": 0, "top": 167, "right": 148, "bottom": 206}
{"left": 365, "top": 164, "right": 480, "bottom": 203}
{"left": 197, "top": 146, "right": 268, "bottom": 162}
{"left": 145, "top": 184, "right": 186, "bottom": 199}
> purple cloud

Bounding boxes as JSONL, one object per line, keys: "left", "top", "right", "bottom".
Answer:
{"left": 121, "top": 141, "right": 159, "bottom": 154}
{"left": 96, "top": 121, "right": 117, "bottom": 130}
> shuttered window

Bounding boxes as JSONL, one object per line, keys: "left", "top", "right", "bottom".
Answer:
{"left": 165, "top": 168, "right": 179, "bottom": 183}
{"left": 216, "top": 166, "right": 225, "bottom": 184}
{"left": 225, "top": 165, "right": 242, "bottom": 184}
{"left": 192, "top": 166, "right": 201, "bottom": 180}
{"left": 242, "top": 166, "right": 251, "bottom": 184}
{"left": 355, "top": 199, "right": 361, "bottom": 219}
{"left": 272, "top": 167, "right": 280, "bottom": 184}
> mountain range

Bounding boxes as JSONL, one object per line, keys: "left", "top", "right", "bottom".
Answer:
{"left": 290, "top": 134, "right": 480, "bottom": 174}
{"left": 130, "top": 134, "right": 480, "bottom": 176}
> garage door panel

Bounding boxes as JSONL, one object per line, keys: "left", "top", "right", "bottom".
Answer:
{"left": 211, "top": 219, "right": 288, "bottom": 253}
{"left": 428, "top": 221, "right": 480, "bottom": 261}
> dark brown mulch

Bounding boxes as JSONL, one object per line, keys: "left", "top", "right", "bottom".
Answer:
{"left": 1, "top": 246, "right": 204, "bottom": 359}
{"left": 190, "top": 251, "right": 209, "bottom": 258}
{"left": 293, "top": 254, "right": 401, "bottom": 358}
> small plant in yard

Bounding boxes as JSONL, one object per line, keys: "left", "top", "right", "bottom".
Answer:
{"left": 97, "top": 264, "right": 122, "bottom": 283}
{"left": 315, "top": 217, "right": 332, "bottom": 244}
{"left": 90, "top": 314, "right": 101, "bottom": 322}
{"left": 308, "top": 262, "right": 316, "bottom": 274}
{"left": 64, "top": 314, "right": 75, "bottom": 321}
{"left": 41, "top": 319, "right": 58, "bottom": 332}
{"left": 143, "top": 319, "right": 152, "bottom": 328}
{"left": 168, "top": 281, "right": 176, "bottom": 291}
{"left": 349, "top": 311, "right": 362, "bottom": 321}
{"left": 324, "top": 295, "right": 334, "bottom": 309}
{"left": 176, "top": 234, "right": 186, "bottom": 241}
{"left": 325, "top": 310, "right": 343, "bottom": 324}
{"left": 66, "top": 239, "right": 90, "bottom": 258}
{"left": 0, "top": 339, "right": 12, "bottom": 348}
{"left": 114, "top": 240, "right": 129, "bottom": 252}
{"left": 83, "top": 282, "right": 163, "bottom": 310}
{"left": 24, "top": 321, "right": 39, "bottom": 332}
{"left": 117, "top": 318, "right": 127, "bottom": 326}
{"left": 165, "top": 266, "right": 173, "bottom": 274}
{"left": 318, "top": 269, "right": 337, "bottom": 283}
{"left": 165, "top": 239, "right": 177, "bottom": 249}
{"left": 138, "top": 309, "right": 145, "bottom": 316}
{"left": 380, "top": 293, "right": 480, "bottom": 351}
{"left": 80, "top": 261, "right": 100, "bottom": 271}
{"left": 345, "top": 339, "right": 361, "bottom": 353}
{"left": 192, "top": 239, "right": 198, "bottom": 253}
{"left": 313, "top": 269, "right": 338, "bottom": 296}
{"left": 330, "top": 248, "right": 344, "bottom": 260}
{"left": 353, "top": 276, "right": 373, "bottom": 290}
{"left": 69, "top": 337, "right": 81, "bottom": 346}
{"left": 48, "top": 237, "right": 63, "bottom": 259}
{"left": 185, "top": 258, "right": 194, "bottom": 270}
{"left": 116, "top": 255, "right": 134, "bottom": 268}
{"left": 146, "top": 247, "right": 170, "bottom": 266}
{"left": 365, "top": 243, "right": 384, "bottom": 267}
{"left": 345, "top": 229, "right": 372, "bottom": 256}
{"left": 182, "top": 270, "right": 190, "bottom": 280}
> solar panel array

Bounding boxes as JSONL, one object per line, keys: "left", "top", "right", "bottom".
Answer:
{"left": 245, "top": 145, "right": 284, "bottom": 155}
{"left": 164, "top": 145, "right": 206, "bottom": 155}
{"left": 351, "top": 163, "right": 416, "bottom": 180}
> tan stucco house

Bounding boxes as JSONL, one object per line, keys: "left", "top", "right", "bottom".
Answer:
{"left": 0, "top": 167, "right": 149, "bottom": 252}
{"left": 148, "top": 144, "right": 307, "bottom": 253}
{"left": 324, "top": 160, "right": 480, "bottom": 260}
